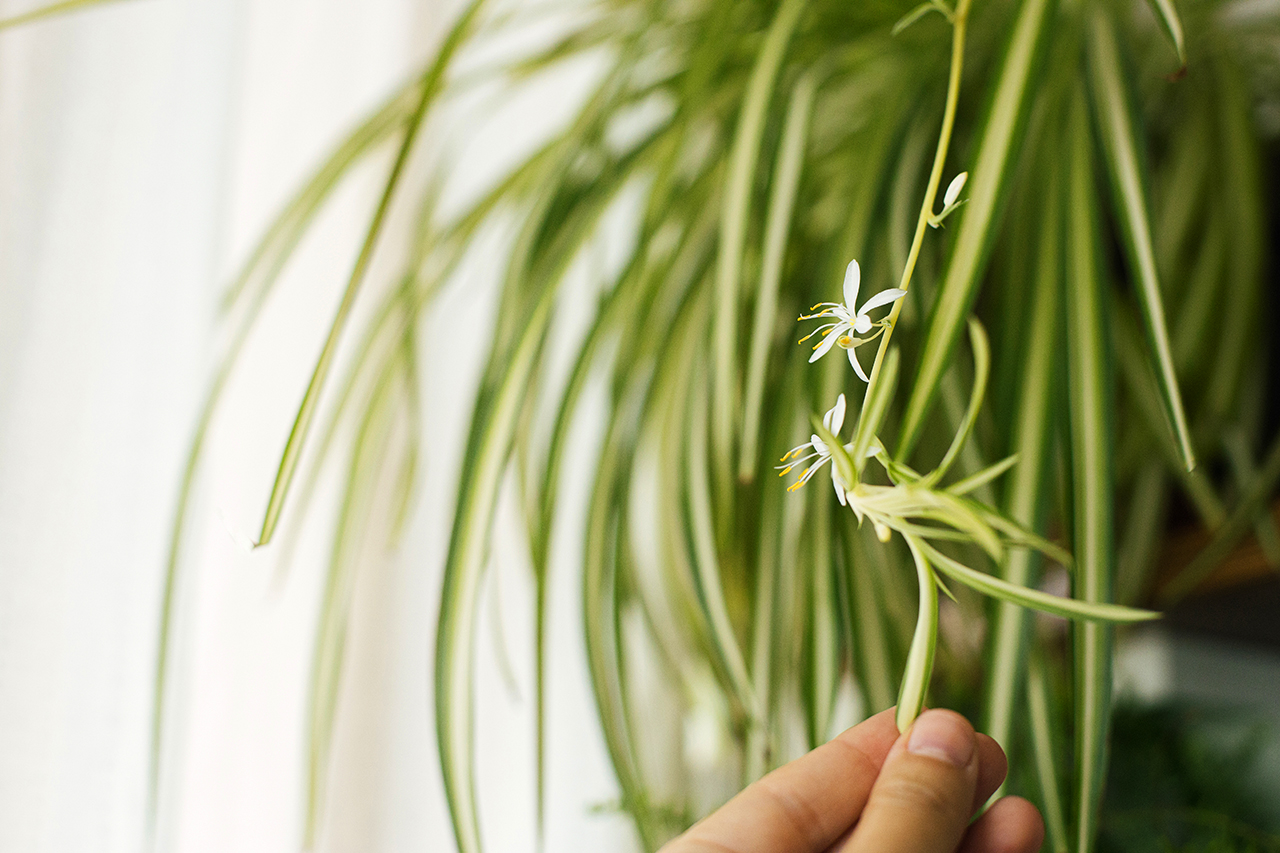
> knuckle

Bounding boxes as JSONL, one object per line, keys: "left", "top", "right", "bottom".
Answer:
{"left": 873, "top": 769, "right": 966, "bottom": 824}
{"left": 756, "top": 773, "right": 829, "bottom": 848}
{"left": 827, "top": 734, "right": 882, "bottom": 781}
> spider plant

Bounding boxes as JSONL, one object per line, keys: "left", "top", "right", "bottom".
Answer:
{"left": 132, "top": 0, "right": 1280, "bottom": 850}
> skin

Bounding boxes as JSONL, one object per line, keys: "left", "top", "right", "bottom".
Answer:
{"left": 660, "top": 708, "right": 1045, "bottom": 853}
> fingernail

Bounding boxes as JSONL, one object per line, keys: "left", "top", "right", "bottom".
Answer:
{"left": 907, "top": 710, "right": 973, "bottom": 767}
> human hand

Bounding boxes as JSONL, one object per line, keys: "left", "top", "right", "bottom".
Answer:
{"left": 660, "top": 707, "right": 1044, "bottom": 853}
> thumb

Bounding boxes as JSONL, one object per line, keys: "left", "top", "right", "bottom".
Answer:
{"left": 837, "top": 709, "right": 978, "bottom": 853}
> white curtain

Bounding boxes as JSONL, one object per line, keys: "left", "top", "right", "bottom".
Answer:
{"left": 0, "top": 1, "right": 634, "bottom": 850}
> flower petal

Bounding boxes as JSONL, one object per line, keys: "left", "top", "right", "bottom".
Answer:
{"left": 842, "top": 259, "right": 861, "bottom": 311}
{"left": 858, "top": 287, "right": 907, "bottom": 315}
{"left": 849, "top": 344, "right": 870, "bottom": 382}
{"left": 944, "top": 171, "right": 968, "bottom": 208}
{"left": 808, "top": 326, "right": 841, "bottom": 362}
{"left": 853, "top": 314, "right": 872, "bottom": 335}
{"left": 828, "top": 393, "right": 846, "bottom": 434}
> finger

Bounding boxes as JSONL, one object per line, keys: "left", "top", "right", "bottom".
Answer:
{"left": 662, "top": 708, "right": 901, "bottom": 853}
{"left": 822, "top": 733, "right": 1009, "bottom": 853}
{"left": 957, "top": 796, "right": 1045, "bottom": 853}
{"left": 972, "top": 733, "right": 1008, "bottom": 814}
{"left": 836, "top": 708, "right": 979, "bottom": 853}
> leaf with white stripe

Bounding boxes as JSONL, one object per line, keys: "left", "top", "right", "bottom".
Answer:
{"left": 1088, "top": 9, "right": 1194, "bottom": 471}
{"left": 1064, "top": 90, "right": 1116, "bottom": 853}
{"left": 898, "top": 0, "right": 1054, "bottom": 456}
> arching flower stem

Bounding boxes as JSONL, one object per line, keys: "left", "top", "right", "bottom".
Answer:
{"left": 860, "top": 0, "right": 975, "bottom": 423}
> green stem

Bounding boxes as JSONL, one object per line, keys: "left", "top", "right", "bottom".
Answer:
{"left": 860, "top": 0, "right": 973, "bottom": 411}
{"left": 897, "top": 536, "right": 940, "bottom": 732}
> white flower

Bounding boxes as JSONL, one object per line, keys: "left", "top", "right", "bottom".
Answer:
{"left": 928, "top": 171, "right": 968, "bottom": 228}
{"left": 798, "top": 259, "right": 905, "bottom": 381}
{"left": 778, "top": 394, "right": 851, "bottom": 505}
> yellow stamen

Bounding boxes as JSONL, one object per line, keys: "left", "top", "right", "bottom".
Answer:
{"left": 787, "top": 480, "right": 806, "bottom": 492}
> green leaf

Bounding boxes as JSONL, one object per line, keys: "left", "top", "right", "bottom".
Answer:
{"left": 868, "top": 437, "right": 924, "bottom": 486}
{"left": 1114, "top": 461, "right": 1167, "bottom": 607}
{"left": 917, "top": 540, "right": 1155, "bottom": 624}
{"left": 971, "top": 505, "right": 1072, "bottom": 567}
{"left": 526, "top": 257, "right": 640, "bottom": 840}
{"left": 851, "top": 348, "right": 900, "bottom": 472}
{"left": 255, "top": 2, "right": 484, "bottom": 547}
{"left": 841, "top": 522, "right": 897, "bottom": 715}
{"left": 222, "top": 78, "right": 422, "bottom": 313}
{"left": 0, "top": 0, "right": 122, "bottom": 30}
{"left": 1112, "top": 305, "right": 1224, "bottom": 528}
{"left": 891, "top": 1, "right": 952, "bottom": 36}
{"left": 148, "top": 82, "right": 430, "bottom": 834}
{"left": 1223, "top": 430, "right": 1280, "bottom": 569}
{"left": 651, "top": 289, "right": 726, "bottom": 693}
{"left": 1087, "top": 9, "right": 1195, "bottom": 471}
{"left": 1158, "top": 427, "right": 1280, "bottom": 606}
{"left": 713, "top": 0, "right": 807, "bottom": 510}
{"left": 526, "top": 173, "right": 721, "bottom": 826}
{"left": 887, "top": 110, "right": 938, "bottom": 289}
{"left": 897, "top": 0, "right": 1054, "bottom": 456}
{"left": 1170, "top": 214, "right": 1224, "bottom": 375}
{"left": 1027, "top": 655, "right": 1070, "bottom": 853}
{"left": 1153, "top": 95, "right": 1210, "bottom": 276}
{"left": 1205, "top": 61, "right": 1265, "bottom": 430}
{"left": 583, "top": 413, "right": 659, "bottom": 851}
{"left": 896, "top": 536, "right": 940, "bottom": 732}
{"left": 305, "top": 351, "right": 404, "bottom": 846}
{"left": 437, "top": 104, "right": 673, "bottom": 853}
{"left": 1144, "top": 0, "right": 1187, "bottom": 68}
{"left": 687, "top": 367, "right": 758, "bottom": 718}
{"left": 740, "top": 72, "right": 816, "bottom": 481}
{"left": 1064, "top": 91, "right": 1116, "bottom": 853}
{"left": 804, "top": 477, "right": 840, "bottom": 747}
{"left": 274, "top": 282, "right": 426, "bottom": 579}
{"left": 921, "top": 319, "right": 990, "bottom": 488}
{"left": 916, "top": 492, "right": 1005, "bottom": 561}
{"left": 945, "top": 454, "right": 1017, "bottom": 496}
{"left": 436, "top": 287, "right": 555, "bottom": 853}
{"left": 885, "top": 522, "right": 977, "bottom": 544}
{"left": 745, "top": 383, "right": 798, "bottom": 781}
